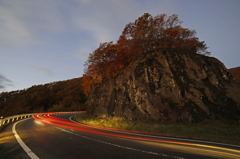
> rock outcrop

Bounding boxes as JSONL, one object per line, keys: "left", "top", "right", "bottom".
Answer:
{"left": 228, "top": 67, "right": 240, "bottom": 81}
{"left": 86, "top": 50, "right": 240, "bottom": 122}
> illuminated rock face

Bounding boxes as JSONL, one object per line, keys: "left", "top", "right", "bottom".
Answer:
{"left": 86, "top": 50, "right": 240, "bottom": 122}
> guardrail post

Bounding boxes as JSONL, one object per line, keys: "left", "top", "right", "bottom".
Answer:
{"left": 0, "top": 113, "right": 36, "bottom": 128}
{"left": 0, "top": 116, "right": 3, "bottom": 126}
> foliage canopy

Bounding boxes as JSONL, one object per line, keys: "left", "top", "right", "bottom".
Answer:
{"left": 0, "top": 77, "right": 87, "bottom": 116}
{"left": 82, "top": 13, "right": 210, "bottom": 96}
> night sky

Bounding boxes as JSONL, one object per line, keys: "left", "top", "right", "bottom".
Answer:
{"left": 1, "top": 0, "right": 240, "bottom": 93}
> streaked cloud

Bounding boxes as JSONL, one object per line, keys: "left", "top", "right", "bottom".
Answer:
{"left": 71, "top": 0, "right": 177, "bottom": 58}
{"left": 30, "top": 65, "right": 54, "bottom": 76}
{"left": 0, "top": 0, "right": 65, "bottom": 48}
{"left": 0, "top": 0, "right": 176, "bottom": 52}
{"left": 1, "top": 0, "right": 238, "bottom": 94}
{"left": 0, "top": 74, "right": 12, "bottom": 91}
{"left": 75, "top": 47, "right": 91, "bottom": 60}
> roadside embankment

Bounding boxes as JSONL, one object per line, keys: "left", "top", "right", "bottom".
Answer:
{"left": 73, "top": 113, "right": 240, "bottom": 145}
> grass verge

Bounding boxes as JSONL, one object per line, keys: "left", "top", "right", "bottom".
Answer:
{"left": 73, "top": 113, "right": 240, "bottom": 145}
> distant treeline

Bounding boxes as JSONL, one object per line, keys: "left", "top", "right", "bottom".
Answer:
{"left": 0, "top": 67, "right": 239, "bottom": 117}
{"left": 0, "top": 77, "right": 87, "bottom": 117}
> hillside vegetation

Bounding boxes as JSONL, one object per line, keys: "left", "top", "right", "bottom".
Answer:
{"left": 74, "top": 113, "right": 240, "bottom": 145}
{"left": 0, "top": 77, "right": 87, "bottom": 117}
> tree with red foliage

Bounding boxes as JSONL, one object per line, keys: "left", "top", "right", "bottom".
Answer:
{"left": 82, "top": 13, "right": 210, "bottom": 96}
{"left": 118, "top": 13, "right": 209, "bottom": 56}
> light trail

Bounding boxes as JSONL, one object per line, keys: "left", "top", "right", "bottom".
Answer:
{"left": 33, "top": 112, "right": 240, "bottom": 159}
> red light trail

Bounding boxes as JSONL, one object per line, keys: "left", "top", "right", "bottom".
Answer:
{"left": 33, "top": 112, "right": 240, "bottom": 159}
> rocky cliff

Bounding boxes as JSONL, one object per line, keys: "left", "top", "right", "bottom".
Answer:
{"left": 228, "top": 67, "right": 240, "bottom": 81}
{"left": 86, "top": 50, "right": 240, "bottom": 122}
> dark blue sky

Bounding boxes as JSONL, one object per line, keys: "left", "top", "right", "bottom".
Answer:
{"left": 1, "top": 0, "right": 240, "bottom": 92}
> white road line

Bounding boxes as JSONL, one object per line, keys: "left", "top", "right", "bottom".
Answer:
{"left": 69, "top": 116, "right": 240, "bottom": 149}
{"left": 55, "top": 127, "right": 184, "bottom": 159}
{"left": 12, "top": 118, "right": 40, "bottom": 159}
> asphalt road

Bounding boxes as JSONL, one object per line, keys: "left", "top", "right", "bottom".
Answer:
{"left": 0, "top": 112, "right": 239, "bottom": 159}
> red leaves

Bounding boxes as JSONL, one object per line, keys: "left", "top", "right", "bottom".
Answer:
{"left": 82, "top": 13, "right": 209, "bottom": 96}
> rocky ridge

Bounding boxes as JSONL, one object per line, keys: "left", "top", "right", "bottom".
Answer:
{"left": 228, "top": 67, "right": 240, "bottom": 81}
{"left": 86, "top": 50, "right": 240, "bottom": 122}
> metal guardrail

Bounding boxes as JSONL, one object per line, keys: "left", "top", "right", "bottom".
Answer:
{"left": 0, "top": 113, "right": 36, "bottom": 127}
{"left": 0, "top": 111, "right": 84, "bottom": 127}
{"left": 52, "top": 111, "right": 83, "bottom": 115}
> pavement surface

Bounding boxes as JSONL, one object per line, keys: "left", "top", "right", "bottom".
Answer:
{"left": 0, "top": 112, "right": 239, "bottom": 159}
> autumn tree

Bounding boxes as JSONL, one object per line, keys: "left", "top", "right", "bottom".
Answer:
{"left": 118, "top": 13, "right": 209, "bottom": 56}
{"left": 82, "top": 13, "right": 210, "bottom": 96}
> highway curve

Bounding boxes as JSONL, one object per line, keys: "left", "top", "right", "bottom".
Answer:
{"left": 0, "top": 112, "right": 240, "bottom": 159}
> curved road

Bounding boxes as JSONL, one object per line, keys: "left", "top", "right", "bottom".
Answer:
{"left": 0, "top": 112, "right": 240, "bottom": 159}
